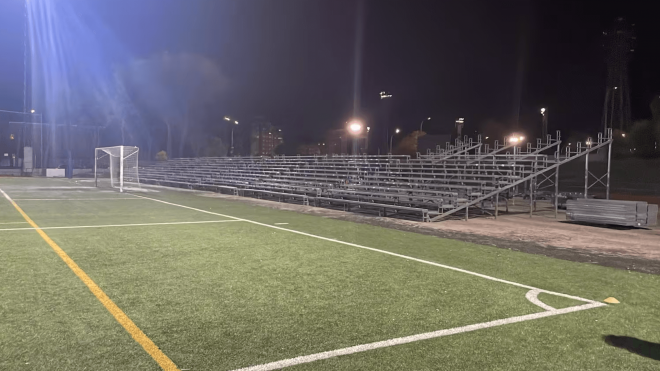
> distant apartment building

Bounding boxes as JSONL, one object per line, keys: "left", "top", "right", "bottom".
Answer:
{"left": 250, "top": 119, "right": 283, "bottom": 156}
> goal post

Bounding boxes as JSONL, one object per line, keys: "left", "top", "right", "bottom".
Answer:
{"left": 94, "top": 146, "right": 140, "bottom": 192}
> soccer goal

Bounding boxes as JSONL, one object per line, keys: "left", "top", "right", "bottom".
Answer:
{"left": 94, "top": 146, "right": 140, "bottom": 192}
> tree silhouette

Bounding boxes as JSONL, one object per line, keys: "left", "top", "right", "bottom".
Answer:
{"left": 123, "top": 53, "right": 227, "bottom": 158}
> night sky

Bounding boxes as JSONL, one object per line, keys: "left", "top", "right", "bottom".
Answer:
{"left": 1, "top": 0, "right": 658, "bottom": 145}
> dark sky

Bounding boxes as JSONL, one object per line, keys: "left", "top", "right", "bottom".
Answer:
{"left": 1, "top": 0, "right": 658, "bottom": 144}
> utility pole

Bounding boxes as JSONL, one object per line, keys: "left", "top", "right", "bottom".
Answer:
{"left": 602, "top": 18, "right": 634, "bottom": 131}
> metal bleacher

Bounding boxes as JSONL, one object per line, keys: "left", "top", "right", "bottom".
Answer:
{"left": 138, "top": 130, "right": 614, "bottom": 222}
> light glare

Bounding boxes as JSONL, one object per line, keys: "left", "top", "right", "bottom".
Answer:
{"left": 349, "top": 122, "right": 362, "bottom": 133}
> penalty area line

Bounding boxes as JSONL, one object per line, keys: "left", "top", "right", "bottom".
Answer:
{"left": 231, "top": 302, "right": 605, "bottom": 371}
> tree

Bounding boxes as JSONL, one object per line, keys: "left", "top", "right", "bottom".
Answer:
{"left": 109, "top": 72, "right": 142, "bottom": 145}
{"left": 274, "top": 141, "right": 298, "bottom": 156}
{"left": 122, "top": 53, "right": 227, "bottom": 158}
{"left": 629, "top": 120, "right": 657, "bottom": 158}
{"left": 394, "top": 131, "right": 425, "bottom": 156}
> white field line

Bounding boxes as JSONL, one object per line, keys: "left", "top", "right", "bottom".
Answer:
{"left": 0, "top": 221, "right": 29, "bottom": 225}
{"left": 129, "top": 194, "right": 602, "bottom": 304}
{"left": 0, "top": 219, "right": 241, "bottom": 232}
{"left": 525, "top": 289, "right": 556, "bottom": 311}
{"left": 12, "top": 198, "right": 138, "bottom": 201}
{"left": 231, "top": 302, "right": 605, "bottom": 371}
{"left": 128, "top": 193, "right": 607, "bottom": 369}
{"left": 274, "top": 223, "right": 289, "bottom": 225}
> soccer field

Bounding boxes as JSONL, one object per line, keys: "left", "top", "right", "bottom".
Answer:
{"left": 1, "top": 177, "right": 659, "bottom": 370}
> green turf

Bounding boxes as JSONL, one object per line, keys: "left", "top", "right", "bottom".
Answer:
{"left": 1, "top": 177, "right": 659, "bottom": 370}
{"left": 537, "top": 292, "right": 586, "bottom": 310}
{"left": 0, "top": 223, "right": 158, "bottom": 370}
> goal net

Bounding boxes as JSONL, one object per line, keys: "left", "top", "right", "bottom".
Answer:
{"left": 94, "top": 146, "right": 140, "bottom": 192}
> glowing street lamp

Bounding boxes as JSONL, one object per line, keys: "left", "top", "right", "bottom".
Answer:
{"left": 390, "top": 128, "right": 401, "bottom": 154}
{"left": 419, "top": 117, "right": 432, "bottom": 132}
{"left": 224, "top": 116, "right": 240, "bottom": 155}
{"left": 508, "top": 135, "right": 524, "bottom": 144}
{"left": 540, "top": 108, "right": 548, "bottom": 137}
{"left": 348, "top": 121, "right": 363, "bottom": 134}
{"left": 347, "top": 120, "right": 363, "bottom": 155}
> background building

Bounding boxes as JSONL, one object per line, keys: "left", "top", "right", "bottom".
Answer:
{"left": 250, "top": 118, "right": 283, "bottom": 156}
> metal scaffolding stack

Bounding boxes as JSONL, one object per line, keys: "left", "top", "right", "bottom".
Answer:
{"left": 138, "top": 129, "right": 614, "bottom": 222}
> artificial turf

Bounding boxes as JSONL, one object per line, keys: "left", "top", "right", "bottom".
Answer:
{"left": 1, "top": 177, "right": 659, "bottom": 370}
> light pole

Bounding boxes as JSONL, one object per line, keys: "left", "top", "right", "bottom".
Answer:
{"left": 419, "top": 117, "right": 431, "bottom": 133}
{"left": 390, "top": 128, "right": 400, "bottom": 154}
{"left": 224, "top": 116, "right": 239, "bottom": 156}
{"left": 541, "top": 108, "right": 548, "bottom": 138}
{"left": 348, "top": 120, "right": 363, "bottom": 155}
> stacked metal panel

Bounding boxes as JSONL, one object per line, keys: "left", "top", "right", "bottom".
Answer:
{"left": 566, "top": 199, "right": 658, "bottom": 227}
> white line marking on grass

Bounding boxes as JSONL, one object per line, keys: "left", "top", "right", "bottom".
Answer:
{"left": 274, "top": 223, "right": 289, "bottom": 225}
{"left": 232, "top": 302, "right": 605, "bottom": 371}
{"left": 0, "top": 221, "right": 29, "bottom": 225}
{"left": 129, "top": 193, "right": 608, "bottom": 369}
{"left": 525, "top": 289, "right": 556, "bottom": 311}
{"left": 12, "top": 198, "right": 138, "bottom": 201}
{"left": 129, "top": 194, "right": 601, "bottom": 305}
{"left": 0, "top": 220, "right": 241, "bottom": 232}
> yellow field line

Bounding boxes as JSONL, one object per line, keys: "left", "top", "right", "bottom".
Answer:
{"left": 0, "top": 189, "right": 179, "bottom": 371}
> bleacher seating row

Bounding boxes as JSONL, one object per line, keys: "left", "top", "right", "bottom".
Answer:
{"left": 133, "top": 129, "right": 618, "bottom": 222}
{"left": 137, "top": 152, "right": 538, "bottom": 221}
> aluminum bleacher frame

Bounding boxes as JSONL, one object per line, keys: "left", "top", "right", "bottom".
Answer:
{"left": 138, "top": 129, "right": 614, "bottom": 222}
